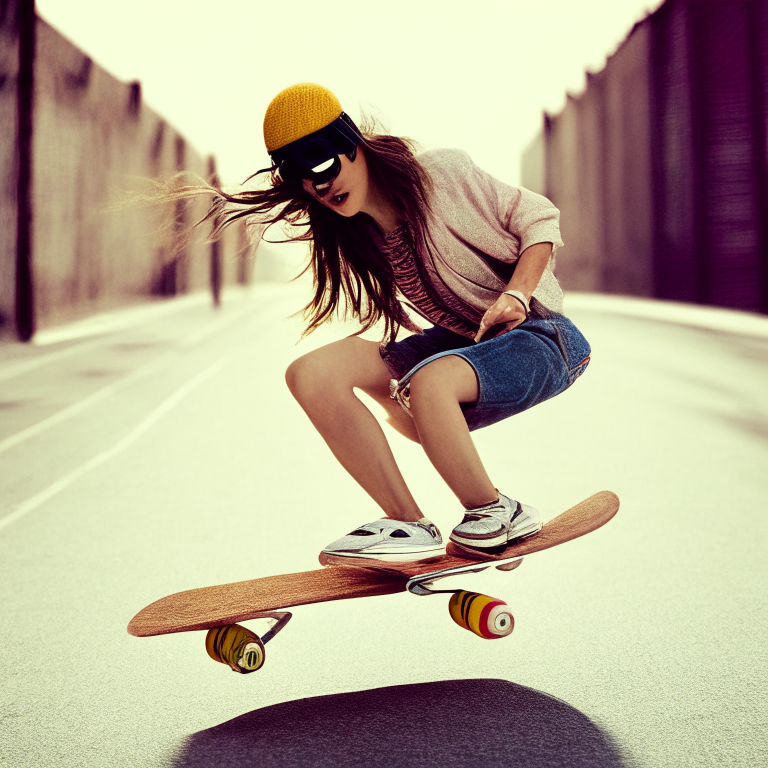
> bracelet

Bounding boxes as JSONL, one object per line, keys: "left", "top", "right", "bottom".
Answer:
{"left": 502, "top": 290, "right": 530, "bottom": 316}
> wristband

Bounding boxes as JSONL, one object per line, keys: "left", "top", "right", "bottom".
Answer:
{"left": 502, "top": 290, "right": 530, "bottom": 316}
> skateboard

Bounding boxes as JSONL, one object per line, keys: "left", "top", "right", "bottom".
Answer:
{"left": 127, "top": 490, "right": 619, "bottom": 674}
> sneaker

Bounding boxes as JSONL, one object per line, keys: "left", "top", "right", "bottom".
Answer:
{"left": 322, "top": 518, "right": 443, "bottom": 562}
{"left": 450, "top": 492, "right": 541, "bottom": 550}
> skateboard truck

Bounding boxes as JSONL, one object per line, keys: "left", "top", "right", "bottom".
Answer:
{"left": 259, "top": 610, "right": 292, "bottom": 643}
{"left": 406, "top": 556, "right": 524, "bottom": 596}
{"left": 405, "top": 555, "right": 523, "bottom": 639}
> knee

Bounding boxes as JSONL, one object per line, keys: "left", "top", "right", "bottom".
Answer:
{"left": 285, "top": 347, "right": 356, "bottom": 409}
{"left": 285, "top": 353, "right": 327, "bottom": 406}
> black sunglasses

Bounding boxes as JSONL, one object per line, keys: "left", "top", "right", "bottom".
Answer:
{"left": 269, "top": 113, "right": 362, "bottom": 193}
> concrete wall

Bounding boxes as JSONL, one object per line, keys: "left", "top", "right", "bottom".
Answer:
{"left": 574, "top": 71, "right": 608, "bottom": 294}
{"left": 1, "top": 2, "right": 251, "bottom": 340}
{"left": 0, "top": 2, "right": 21, "bottom": 335}
{"left": 519, "top": 130, "right": 545, "bottom": 199}
{"left": 601, "top": 20, "right": 654, "bottom": 298}
{"left": 648, "top": 0, "right": 698, "bottom": 303}
{"left": 522, "top": 0, "right": 768, "bottom": 314}
{"left": 546, "top": 96, "right": 589, "bottom": 292}
{"left": 526, "top": 18, "right": 654, "bottom": 299}
{"left": 541, "top": 74, "right": 611, "bottom": 295}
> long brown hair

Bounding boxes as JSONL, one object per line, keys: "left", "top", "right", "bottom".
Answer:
{"left": 171, "top": 118, "right": 436, "bottom": 341}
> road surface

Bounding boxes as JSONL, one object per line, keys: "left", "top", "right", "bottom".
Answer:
{"left": 1, "top": 282, "right": 766, "bottom": 767}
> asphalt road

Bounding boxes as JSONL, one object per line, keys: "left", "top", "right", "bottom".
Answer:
{"left": 1, "top": 280, "right": 766, "bottom": 767}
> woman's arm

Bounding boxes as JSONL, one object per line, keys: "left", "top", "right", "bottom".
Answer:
{"left": 474, "top": 241, "right": 552, "bottom": 342}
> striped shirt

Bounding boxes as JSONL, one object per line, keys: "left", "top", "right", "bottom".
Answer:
{"left": 380, "top": 225, "right": 478, "bottom": 337}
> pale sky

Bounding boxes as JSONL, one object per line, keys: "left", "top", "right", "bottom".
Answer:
{"left": 36, "top": 0, "right": 664, "bottom": 185}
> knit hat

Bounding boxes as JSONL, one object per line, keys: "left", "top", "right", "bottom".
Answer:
{"left": 263, "top": 83, "right": 343, "bottom": 153}
{"left": 263, "top": 83, "right": 364, "bottom": 188}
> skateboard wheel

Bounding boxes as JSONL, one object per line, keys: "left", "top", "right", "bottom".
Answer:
{"left": 448, "top": 591, "right": 514, "bottom": 639}
{"left": 205, "top": 624, "right": 265, "bottom": 673}
{"left": 496, "top": 557, "right": 524, "bottom": 572}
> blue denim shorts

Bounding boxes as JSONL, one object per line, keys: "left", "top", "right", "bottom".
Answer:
{"left": 379, "top": 312, "right": 591, "bottom": 432}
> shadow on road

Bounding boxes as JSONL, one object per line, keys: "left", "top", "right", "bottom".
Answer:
{"left": 173, "top": 678, "right": 628, "bottom": 768}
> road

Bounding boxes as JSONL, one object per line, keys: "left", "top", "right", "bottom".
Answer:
{"left": 1, "top": 280, "right": 766, "bottom": 767}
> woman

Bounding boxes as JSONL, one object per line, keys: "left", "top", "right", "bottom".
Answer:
{"left": 198, "top": 82, "right": 590, "bottom": 563}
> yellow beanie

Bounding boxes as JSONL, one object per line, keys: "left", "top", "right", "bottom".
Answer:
{"left": 263, "top": 83, "right": 343, "bottom": 153}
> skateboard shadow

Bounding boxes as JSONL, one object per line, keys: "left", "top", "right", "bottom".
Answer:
{"left": 173, "top": 678, "right": 628, "bottom": 768}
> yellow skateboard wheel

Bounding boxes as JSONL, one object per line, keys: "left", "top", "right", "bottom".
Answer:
{"left": 449, "top": 591, "right": 514, "bottom": 639}
{"left": 205, "top": 624, "right": 265, "bottom": 673}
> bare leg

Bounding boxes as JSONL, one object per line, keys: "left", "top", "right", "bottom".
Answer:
{"left": 285, "top": 337, "right": 424, "bottom": 522}
{"left": 286, "top": 339, "right": 497, "bottom": 522}
{"left": 407, "top": 355, "right": 497, "bottom": 509}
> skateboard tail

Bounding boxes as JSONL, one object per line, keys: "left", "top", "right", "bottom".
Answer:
{"left": 127, "top": 566, "right": 406, "bottom": 638}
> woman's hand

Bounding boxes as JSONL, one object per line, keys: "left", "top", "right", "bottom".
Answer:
{"left": 474, "top": 294, "right": 528, "bottom": 342}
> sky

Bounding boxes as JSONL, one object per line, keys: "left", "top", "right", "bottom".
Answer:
{"left": 36, "top": 0, "right": 664, "bottom": 186}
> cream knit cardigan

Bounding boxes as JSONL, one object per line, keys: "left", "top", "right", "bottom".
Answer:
{"left": 416, "top": 148, "right": 564, "bottom": 322}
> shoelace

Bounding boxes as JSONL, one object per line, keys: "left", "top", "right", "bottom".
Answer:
{"left": 350, "top": 520, "right": 440, "bottom": 540}
{"left": 460, "top": 503, "right": 506, "bottom": 524}
{"left": 350, "top": 523, "right": 415, "bottom": 538}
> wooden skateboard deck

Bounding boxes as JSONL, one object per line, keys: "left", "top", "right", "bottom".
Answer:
{"left": 128, "top": 566, "right": 405, "bottom": 637}
{"left": 127, "top": 491, "right": 618, "bottom": 639}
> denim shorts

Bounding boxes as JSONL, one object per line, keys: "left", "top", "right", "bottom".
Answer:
{"left": 379, "top": 312, "right": 591, "bottom": 432}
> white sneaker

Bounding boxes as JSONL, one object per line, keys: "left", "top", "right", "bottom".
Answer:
{"left": 322, "top": 518, "right": 443, "bottom": 562}
{"left": 450, "top": 493, "right": 541, "bottom": 550}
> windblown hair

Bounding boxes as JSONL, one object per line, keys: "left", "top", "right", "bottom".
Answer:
{"left": 164, "top": 118, "right": 437, "bottom": 342}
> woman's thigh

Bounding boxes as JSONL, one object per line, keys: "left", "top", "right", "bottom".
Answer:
{"left": 408, "top": 354, "right": 480, "bottom": 405}
{"left": 286, "top": 337, "right": 391, "bottom": 396}
{"left": 286, "top": 336, "right": 421, "bottom": 442}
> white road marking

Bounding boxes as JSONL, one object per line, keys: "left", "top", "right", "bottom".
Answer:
{"left": 0, "top": 286, "right": 255, "bottom": 382}
{"left": 0, "top": 358, "right": 160, "bottom": 454}
{"left": 30, "top": 292, "right": 213, "bottom": 347}
{"left": 0, "top": 337, "right": 103, "bottom": 383}
{"left": 0, "top": 357, "right": 227, "bottom": 532}
{"left": 0, "top": 301, "right": 257, "bottom": 454}
{"left": 179, "top": 299, "right": 262, "bottom": 348}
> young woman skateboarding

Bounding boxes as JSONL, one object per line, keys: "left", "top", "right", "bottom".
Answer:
{"left": 196, "top": 82, "right": 591, "bottom": 563}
